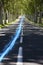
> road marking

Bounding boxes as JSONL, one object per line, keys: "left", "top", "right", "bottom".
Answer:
{"left": 16, "top": 47, "right": 23, "bottom": 65}
{"left": 20, "top": 24, "right": 23, "bottom": 44}
{"left": 16, "top": 62, "right": 23, "bottom": 65}
{"left": 20, "top": 36, "right": 23, "bottom": 43}
{"left": 17, "top": 22, "right": 23, "bottom": 65}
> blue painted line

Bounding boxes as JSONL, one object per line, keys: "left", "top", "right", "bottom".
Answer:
{"left": 0, "top": 16, "right": 24, "bottom": 62}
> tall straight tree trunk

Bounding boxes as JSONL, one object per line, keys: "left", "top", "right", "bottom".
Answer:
{"left": 34, "top": 9, "right": 38, "bottom": 23}
{"left": 0, "top": 8, "right": 3, "bottom": 25}
{"left": 5, "top": 10, "right": 8, "bottom": 24}
{"left": 39, "top": 10, "right": 42, "bottom": 23}
{"left": 39, "top": 4, "right": 42, "bottom": 24}
{"left": 2, "top": 8, "right": 5, "bottom": 25}
{"left": 0, "top": 1, "right": 5, "bottom": 25}
{"left": 34, "top": 0, "right": 38, "bottom": 23}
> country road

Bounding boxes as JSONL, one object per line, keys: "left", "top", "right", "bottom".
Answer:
{"left": 0, "top": 17, "right": 43, "bottom": 65}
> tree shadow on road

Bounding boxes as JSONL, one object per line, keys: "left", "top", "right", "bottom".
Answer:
{"left": 23, "top": 33, "right": 43, "bottom": 65}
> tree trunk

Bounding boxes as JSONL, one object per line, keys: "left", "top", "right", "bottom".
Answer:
{"left": 34, "top": 1, "right": 38, "bottom": 23}
{"left": 39, "top": 10, "right": 42, "bottom": 23}
{"left": 5, "top": 10, "right": 8, "bottom": 24}
{"left": 34, "top": 11, "right": 38, "bottom": 23}
{"left": 0, "top": 2, "right": 5, "bottom": 25}
{"left": 2, "top": 8, "right": 5, "bottom": 25}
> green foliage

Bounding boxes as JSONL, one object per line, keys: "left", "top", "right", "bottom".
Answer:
{"left": 0, "top": 0, "right": 43, "bottom": 17}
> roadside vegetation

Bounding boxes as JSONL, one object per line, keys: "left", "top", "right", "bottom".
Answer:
{"left": 0, "top": 0, "right": 43, "bottom": 28}
{"left": 23, "top": 0, "right": 43, "bottom": 26}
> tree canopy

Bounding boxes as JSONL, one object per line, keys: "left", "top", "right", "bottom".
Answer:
{"left": 0, "top": 0, "right": 43, "bottom": 24}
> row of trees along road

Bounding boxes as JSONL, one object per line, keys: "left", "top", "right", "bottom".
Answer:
{"left": 0, "top": 0, "right": 43, "bottom": 25}
{"left": 0, "top": 0, "right": 24, "bottom": 25}
{"left": 22, "top": 0, "right": 43, "bottom": 24}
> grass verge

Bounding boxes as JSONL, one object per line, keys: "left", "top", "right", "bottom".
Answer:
{"left": 26, "top": 18, "right": 43, "bottom": 27}
{"left": 0, "top": 20, "right": 15, "bottom": 29}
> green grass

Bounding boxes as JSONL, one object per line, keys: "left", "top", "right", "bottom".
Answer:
{"left": 0, "top": 20, "right": 15, "bottom": 29}
{"left": 39, "top": 23, "right": 43, "bottom": 27}
{"left": 0, "top": 25, "right": 5, "bottom": 28}
{"left": 26, "top": 18, "right": 43, "bottom": 27}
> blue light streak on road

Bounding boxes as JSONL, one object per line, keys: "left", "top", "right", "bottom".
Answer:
{"left": 0, "top": 16, "right": 24, "bottom": 62}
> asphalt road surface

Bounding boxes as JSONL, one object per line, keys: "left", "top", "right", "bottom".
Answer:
{"left": 0, "top": 17, "right": 43, "bottom": 65}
